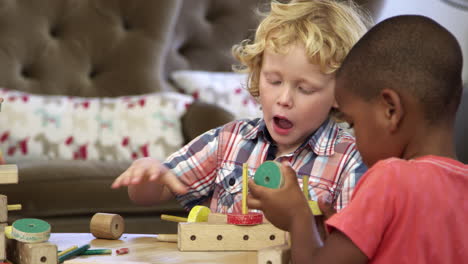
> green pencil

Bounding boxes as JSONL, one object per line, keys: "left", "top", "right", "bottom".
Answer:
{"left": 80, "top": 249, "right": 112, "bottom": 255}
{"left": 58, "top": 244, "right": 90, "bottom": 263}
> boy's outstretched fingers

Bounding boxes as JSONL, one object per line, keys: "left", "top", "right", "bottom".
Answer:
{"left": 160, "top": 170, "right": 189, "bottom": 195}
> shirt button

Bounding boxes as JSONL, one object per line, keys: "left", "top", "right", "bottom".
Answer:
{"left": 228, "top": 178, "right": 236, "bottom": 186}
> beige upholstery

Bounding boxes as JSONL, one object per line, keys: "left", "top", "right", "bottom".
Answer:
{"left": 0, "top": 0, "right": 260, "bottom": 234}
{"left": 0, "top": 0, "right": 181, "bottom": 96}
{"left": 166, "top": 0, "right": 261, "bottom": 74}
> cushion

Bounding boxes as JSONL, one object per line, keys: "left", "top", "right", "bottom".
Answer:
{"left": 0, "top": 88, "right": 193, "bottom": 162}
{"left": 170, "top": 70, "right": 263, "bottom": 120}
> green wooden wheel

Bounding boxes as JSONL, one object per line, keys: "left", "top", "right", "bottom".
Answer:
{"left": 254, "top": 161, "right": 284, "bottom": 189}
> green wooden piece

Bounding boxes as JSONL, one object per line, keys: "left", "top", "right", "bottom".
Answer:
{"left": 11, "top": 218, "right": 51, "bottom": 243}
{"left": 254, "top": 161, "right": 284, "bottom": 189}
{"left": 58, "top": 244, "right": 90, "bottom": 263}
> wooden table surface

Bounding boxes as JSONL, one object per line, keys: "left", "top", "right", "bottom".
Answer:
{"left": 49, "top": 233, "right": 257, "bottom": 264}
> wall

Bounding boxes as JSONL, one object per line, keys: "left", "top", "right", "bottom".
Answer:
{"left": 375, "top": 0, "right": 468, "bottom": 85}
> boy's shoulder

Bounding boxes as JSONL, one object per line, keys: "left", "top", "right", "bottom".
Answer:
{"left": 363, "top": 156, "right": 467, "bottom": 190}
{"left": 326, "top": 122, "right": 358, "bottom": 154}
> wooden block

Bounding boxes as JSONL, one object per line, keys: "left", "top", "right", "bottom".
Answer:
{"left": 0, "top": 223, "right": 6, "bottom": 261}
{"left": 178, "top": 223, "right": 286, "bottom": 251}
{"left": 155, "top": 234, "right": 177, "bottom": 243}
{"left": 257, "top": 244, "right": 291, "bottom": 264}
{"left": 7, "top": 239, "right": 57, "bottom": 264}
{"left": 90, "top": 213, "right": 124, "bottom": 240}
{"left": 207, "top": 213, "right": 227, "bottom": 224}
{"left": 0, "top": 195, "right": 6, "bottom": 223}
{"left": 0, "top": 165, "right": 18, "bottom": 185}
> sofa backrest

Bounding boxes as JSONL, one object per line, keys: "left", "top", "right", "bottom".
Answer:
{"left": 0, "top": 0, "right": 181, "bottom": 97}
{"left": 165, "top": 0, "right": 262, "bottom": 75}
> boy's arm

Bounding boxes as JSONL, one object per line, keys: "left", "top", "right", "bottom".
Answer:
{"left": 248, "top": 162, "right": 368, "bottom": 264}
{"left": 163, "top": 127, "right": 222, "bottom": 208}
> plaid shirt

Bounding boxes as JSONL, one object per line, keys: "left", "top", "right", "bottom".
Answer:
{"left": 164, "top": 118, "right": 367, "bottom": 213}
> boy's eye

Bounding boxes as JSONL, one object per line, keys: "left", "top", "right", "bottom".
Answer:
{"left": 299, "top": 86, "right": 314, "bottom": 94}
{"left": 268, "top": 80, "right": 281, "bottom": 85}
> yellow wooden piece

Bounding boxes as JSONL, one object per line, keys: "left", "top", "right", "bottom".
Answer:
{"left": 242, "top": 163, "right": 248, "bottom": 214}
{"left": 160, "top": 214, "right": 187, "bottom": 223}
{"left": 4, "top": 225, "right": 12, "bottom": 239}
{"left": 302, "top": 175, "right": 309, "bottom": 199}
{"left": 308, "top": 200, "right": 323, "bottom": 216}
{"left": 7, "top": 204, "right": 21, "bottom": 211}
{"left": 161, "top": 205, "right": 211, "bottom": 224}
{"left": 58, "top": 245, "right": 78, "bottom": 257}
{"left": 186, "top": 205, "right": 211, "bottom": 222}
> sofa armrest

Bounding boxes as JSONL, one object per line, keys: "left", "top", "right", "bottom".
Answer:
{"left": 181, "top": 101, "right": 235, "bottom": 143}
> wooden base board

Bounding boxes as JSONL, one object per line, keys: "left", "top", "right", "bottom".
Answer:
{"left": 178, "top": 222, "right": 286, "bottom": 251}
{"left": 7, "top": 239, "right": 57, "bottom": 264}
{"left": 257, "top": 244, "right": 291, "bottom": 264}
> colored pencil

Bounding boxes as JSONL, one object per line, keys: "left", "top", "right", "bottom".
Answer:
{"left": 58, "top": 244, "right": 90, "bottom": 263}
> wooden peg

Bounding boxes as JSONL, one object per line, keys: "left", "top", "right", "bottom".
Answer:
{"left": 242, "top": 163, "right": 248, "bottom": 214}
{"left": 90, "top": 213, "right": 124, "bottom": 240}
{"left": 161, "top": 205, "right": 211, "bottom": 223}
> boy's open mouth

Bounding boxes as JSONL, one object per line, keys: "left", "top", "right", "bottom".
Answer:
{"left": 274, "top": 116, "right": 293, "bottom": 129}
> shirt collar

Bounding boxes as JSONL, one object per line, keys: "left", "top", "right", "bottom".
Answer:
{"left": 308, "top": 118, "right": 339, "bottom": 156}
{"left": 243, "top": 118, "right": 339, "bottom": 156}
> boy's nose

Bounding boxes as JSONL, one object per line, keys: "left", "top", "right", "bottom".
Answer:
{"left": 276, "top": 85, "right": 293, "bottom": 108}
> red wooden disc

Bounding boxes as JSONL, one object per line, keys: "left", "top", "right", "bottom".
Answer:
{"left": 116, "top": 247, "right": 129, "bottom": 255}
{"left": 227, "top": 212, "right": 263, "bottom": 225}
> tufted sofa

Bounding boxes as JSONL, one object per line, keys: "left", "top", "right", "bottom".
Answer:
{"left": 0, "top": 0, "right": 261, "bottom": 234}
{"left": 0, "top": 0, "right": 466, "bottom": 236}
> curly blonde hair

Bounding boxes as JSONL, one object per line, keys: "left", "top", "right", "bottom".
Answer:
{"left": 232, "top": 0, "right": 372, "bottom": 98}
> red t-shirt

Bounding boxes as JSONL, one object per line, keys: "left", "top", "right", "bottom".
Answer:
{"left": 327, "top": 156, "right": 468, "bottom": 263}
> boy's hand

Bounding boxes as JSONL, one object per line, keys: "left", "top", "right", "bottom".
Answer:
{"left": 318, "top": 193, "right": 337, "bottom": 220}
{"left": 111, "top": 157, "right": 188, "bottom": 195}
{"left": 247, "top": 161, "right": 312, "bottom": 231}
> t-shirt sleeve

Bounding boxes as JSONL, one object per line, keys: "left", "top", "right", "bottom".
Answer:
{"left": 326, "top": 162, "right": 397, "bottom": 259}
{"left": 164, "top": 127, "right": 221, "bottom": 209}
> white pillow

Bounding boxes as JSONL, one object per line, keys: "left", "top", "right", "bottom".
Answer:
{"left": 0, "top": 88, "right": 192, "bottom": 162}
{"left": 170, "top": 70, "right": 262, "bottom": 120}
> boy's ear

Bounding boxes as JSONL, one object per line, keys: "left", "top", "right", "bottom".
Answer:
{"left": 379, "top": 89, "right": 404, "bottom": 132}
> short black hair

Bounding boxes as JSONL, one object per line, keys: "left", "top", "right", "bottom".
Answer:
{"left": 337, "top": 15, "right": 463, "bottom": 124}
